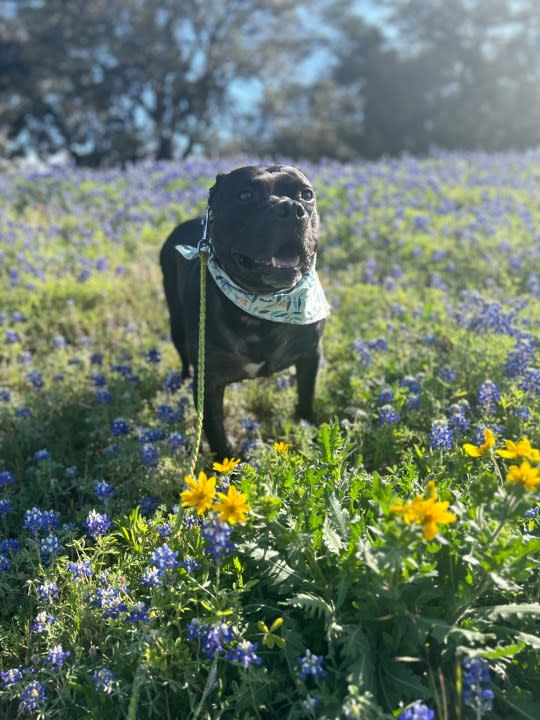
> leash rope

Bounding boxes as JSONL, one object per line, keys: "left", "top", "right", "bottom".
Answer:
{"left": 188, "top": 251, "right": 208, "bottom": 478}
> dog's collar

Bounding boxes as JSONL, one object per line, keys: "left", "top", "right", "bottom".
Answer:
{"left": 175, "top": 242, "right": 330, "bottom": 326}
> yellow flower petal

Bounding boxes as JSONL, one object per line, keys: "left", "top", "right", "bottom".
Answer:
{"left": 180, "top": 472, "right": 217, "bottom": 514}
{"left": 212, "top": 485, "right": 251, "bottom": 524}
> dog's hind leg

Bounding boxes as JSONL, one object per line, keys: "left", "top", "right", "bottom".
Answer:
{"left": 193, "top": 374, "right": 231, "bottom": 459}
{"left": 295, "top": 350, "right": 321, "bottom": 422}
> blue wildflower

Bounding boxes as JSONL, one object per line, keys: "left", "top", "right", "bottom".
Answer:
{"left": 92, "top": 586, "right": 128, "bottom": 619}
{"left": 150, "top": 543, "right": 179, "bottom": 571}
{"left": 32, "top": 611, "right": 57, "bottom": 633}
{"left": 379, "top": 404, "right": 400, "bottom": 426}
{"left": 27, "top": 370, "right": 44, "bottom": 390}
{"left": 44, "top": 644, "right": 71, "bottom": 669}
{"left": 0, "top": 667, "right": 23, "bottom": 687}
{"left": 110, "top": 418, "right": 129, "bottom": 437}
{"left": 23, "top": 507, "right": 59, "bottom": 534}
{"left": 95, "top": 389, "right": 113, "bottom": 403}
{"left": 146, "top": 348, "right": 161, "bottom": 364}
{"left": 462, "top": 657, "right": 495, "bottom": 717}
{"left": 202, "top": 518, "right": 235, "bottom": 563}
{"left": 429, "top": 419, "right": 453, "bottom": 450}
{"left": 0, "top": 499, "right": 12, "bottom": 514}
{"left": 0, "top": 556, "right": 9, "bottom": 572}
{"left": 67, "top": 560, "right": 93, "bottom": 579}
{"left": 398, "top": 701, "right": 435, "bottom": 720}
{"left": 164, "top": 371, "right": 183, "bottom": 393}
{"left": 19, "top": 681, "right": 47, "bottom": 713}
{"left": 478, "top": 380, "right": 500, "bottom": 413}
{"left": 94, "top": 481, "right": 114, "bottom": 501}
{"left": 84, "top": 510, "right": 111, "bottom": 538}
{"left": 127, "top": 601, "right": 150, "bottom": 624}
{"left": 34, "top": 448, "right": 51, "bottom": 462}
{"left": 226, "top": 640, "right": 262, "bottom": 669}
{"left": 202, "top": 622, "right": 234, "bottom": 659}
{"left": 296, "top": 649, "right": 327, "bottom": 681}
{"left": 0, "top": 470, "right": 15, "bottom": 486}
{"left": 39, "top": 533, "right": 61, "bottom": 562}
{"left": 140, "top": 443, "right": 159, "bottom": 467}
{"left": 141, "top": 566, "right": 163, "bottom": 587}
{"left": 91, "top": 667, "right": 115, "bottom": 694}
{"left": 37, "top": 580, "right": 59, "bottom": 602}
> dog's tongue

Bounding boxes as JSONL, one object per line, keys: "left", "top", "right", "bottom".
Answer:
{"left": 271, "top": 253, "right": 300, "bottom": 268}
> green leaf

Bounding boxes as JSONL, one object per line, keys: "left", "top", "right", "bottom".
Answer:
{"left": 323, "top": 515, "right": 344, "bottom": 554}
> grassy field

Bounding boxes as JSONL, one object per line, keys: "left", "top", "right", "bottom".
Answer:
{"left": 0, "top": 153, "right": 539, "bottom": 719}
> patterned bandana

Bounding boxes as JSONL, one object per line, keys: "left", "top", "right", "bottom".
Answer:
{"left": 175, "top": 244, "right": 330, "bottom": 325}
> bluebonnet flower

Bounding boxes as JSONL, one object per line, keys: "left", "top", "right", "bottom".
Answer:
{"left": 353, "top": 339, "right": 372, "bottom": 366}
{"left": 140, "top": 443, "right": 159, "bottom": 468}
{"left": 65, "top": 465, "right": 78, "bottom": 479}
{"left": 34, "top": 448, "right": 51, "bottom": 462}
{"left": 39, "top": 533, "right": 61, "bottom": 562}
{"left": 92, "top": 586, "right": 128, "bottom": 619}
{"left": 296, "top": 649, "right": 327, "bottom": 681}
{"left": 0, "top": 470, "right": 15, "bottom": 486}
{"left": 44, "top": 644, "right": 71, "bottom": 669}
{"left": 90, "top": 372, "right": 107, "bottom": 387}
{"left": 164, "top": 371, "right": 183, "bottom": 393}
{"left": 181, "top": 556, "right": 201, "bottom": 574}
{"left": 524, "top": 506, "right": 539, "bottom": 520}
{"left": 379, "top": 404, "right": 400, "bottom": 426}
{"left": 139, "top": 427, "right": 165, "bottom": 444}
{"left": 439, "top": 365, "right": 457, "bottom": 383}
{"left": 397, "top": 701, "right": 435, "bottom": 720}
{"left": 141, "top": 566, "right": 163, "bottom": 587}
{"left": 27, "top": 370, "right": 44, "bottom": 390}
{"left": 52, "top": 373, "right": 64, "bottom": 382}
{"left": 405, "top": 394, "right": 421, "bottom": 411}
{"left": 478, "top": 380, "right": 500, "bottom": 413}
{"left": 275, "top": 375, "right": 292, "bottom": 390}
{"left": 0, "top": 499, "right": 12, "bottom": 514}
{"left": 462, "top": 657, "right": 495, "bottom": 716}
{"left": 519, "top": 367, "right": 540, "bottom": 395}
{"left": 367, "top": 337, "right": 388, "bottom": 352}
{"left": 202, "top": 518, "right": 235, "bottom": 563}
{"left": 53, "top": 335, "right": 67, "bottom": 349}
{"left": 302, "top": 695, "right": 320, "bottom": 712}
{"left": 448, "top": 401, "right": 470, "bottom": 435}
{"left": 505, "top": 338, "right": 534, "bottom": 378}
{"left": 138, "top": 495, "right": 160, "bottom": 516}
{"left": 146, "top": 348, "right": 161, "bottom": 364}
{"left": 513, "top": 406, "right": 530, "bottom": 420}
{"left": 0, "top": 555, "right": 9, "bottom": 572}
{"left": 111, "top": 418, "right": 129, "bottom": 437}
{"left": 0, "top": 539, "right": 20, "bottom": 554}
{"left": 90, "top": 352, "right": 103, "bottom": 366}
{"left": 84, "top": 510, "right": 111, "bottom": 538}
{"left": 19, "top": 681, "right": 47, "bottom": 713}
{"left": 379, "top": 388, "right": 394, "bottom": 404}
{"left": 67, "top": 560, "right": 93, "bottom": 579}
{"left": 150, "top": 543, "right": 180, "bottom": 571}
{"left": 23, "top": 508, "right": 59, "bottom": 534}
{"left": 0, "top": 387, "right": 10, "bottom": 402}
{"left": 37, "top": 580, "right": 59, "bottom": 602}
{"left": 6, "top": 329, "right": 20, "bottom": 344}
{"left": 0, "top": 667, "right": 23, "bottom": 687}
{"left": 16, "top": 406, "right": 32, "bottom": 418}
{"left": 226, "top": 640, "right": 262, "bottom": 669}
{"left": 95, "top": 389, "right": 112, "bottom": 403}
{"left": 127, "top": 601, "right": 150, "bottom": 624}
{"left": 106, "top": 443, "right": 119, "bottom": 456}
{"left": 202, "top": 622, "right": 234, "bottom": 659}
{"left": 32, "top": 611, "right": 57, "bottom": 633}
{"left": 94, "top": 481, "right": 114, "bottom": 501}
{"left": 156, "top": 523, "right": 173, "bottom": 539}
{"left": 429, "top": 419, "right": 454, "bottom": 450}
{"left": 400, "top": 375, "right": 423, "bottom": 394}
{"left": 156, "top": 404, "right": 181, "bottom": 424}
{"left": 91, "top": 666, "right": 115, "bottom": 694}
{"left": 186, "top": 618, "right": 206, "bottom": 641}
{"left": 167, "top": 431, "right": 187, "bottom": 451}
{"left": 241, "top": 418, "right": 261, "bottom": 434}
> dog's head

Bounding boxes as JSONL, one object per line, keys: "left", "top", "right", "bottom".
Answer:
{"left": 207, "top": 165, "right": 319, "bottom": 293}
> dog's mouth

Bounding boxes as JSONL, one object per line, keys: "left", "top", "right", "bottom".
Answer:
{"left": 232, "top": 241, "right": 302, "bottom": 273}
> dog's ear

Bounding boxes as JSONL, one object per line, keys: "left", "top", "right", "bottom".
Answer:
{"left": 208, "top": 173, "right": 224, "bottom": 208}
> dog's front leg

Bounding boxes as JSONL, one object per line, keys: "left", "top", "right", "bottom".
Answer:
{"left": 193, "top": 374, "right": 230, "bottom": 459}
{"left": 295, "top": 349, "right": 321, "bottom": 422}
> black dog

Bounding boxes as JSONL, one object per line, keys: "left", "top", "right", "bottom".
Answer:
{"left": 160, "top": 165, "right": 329, "bottom": 458}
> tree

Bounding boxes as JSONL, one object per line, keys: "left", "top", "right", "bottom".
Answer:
{"left": 0, "top": 0, "right": 307, "bottom": 165}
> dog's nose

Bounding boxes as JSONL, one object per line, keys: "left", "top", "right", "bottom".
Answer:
{"left": 272, "top": 200, "right": 305, "bottom": 221}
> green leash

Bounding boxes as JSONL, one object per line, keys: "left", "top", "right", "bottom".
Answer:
{"left": 189, "top": 251, "right": 209, "bottom": 478}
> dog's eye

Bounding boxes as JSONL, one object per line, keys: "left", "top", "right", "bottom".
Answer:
{"left": 238, "top": 190, "right": 254, "bottom": 202}
{"left": 301, "top": 188, "right": 314, "bottom": 200}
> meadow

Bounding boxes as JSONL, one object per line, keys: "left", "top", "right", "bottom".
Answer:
{"left": 0, "top": 152, "right": 539, "bottom": 719}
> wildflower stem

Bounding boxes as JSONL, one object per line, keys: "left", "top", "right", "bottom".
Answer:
{"left": 193, "top": 654, "right": 218, "bottom": 720}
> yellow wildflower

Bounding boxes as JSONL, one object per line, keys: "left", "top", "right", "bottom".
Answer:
{"left": 212, "top": 485, "right": 251, "bottom": 524}
{"left": 496, "top": 438, "right": 540, "bottom": 462}
{"left": 273, "top": 441, "right": 289, "bottom": 453}
{"left": 506, "top": 461, "right": 540, "bottom": 492}
{"left": 180, "top": 472, "right": 216, "bottom": 514}
{"left": 390, "top": 483, "right": 456, "bottom": 540}
{"left": 212, "top": 457, "right": 241, "bottom": 474}
{"left": 463, "top": 428, "right": 495, "bottom": 457}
